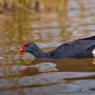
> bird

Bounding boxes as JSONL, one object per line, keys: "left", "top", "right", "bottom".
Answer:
{"left": 18, "top": 36, "right": 95, "bottom": 59}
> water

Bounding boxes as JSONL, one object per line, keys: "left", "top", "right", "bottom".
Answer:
{"left": 1, "top": 19, "right": 95, "bottom": 94}
{"left": 1, "top": 18, "right": 95, "bottom": 95}
{"left": 0, "top": 58, "right": 95, "bottom": 95}
{"left": 1, "top": 0, "right": 95, "bottom": 94}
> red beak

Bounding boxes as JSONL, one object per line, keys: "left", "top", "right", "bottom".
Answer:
{"left": 18, "top": 41, "right": 29, "bottom": 54}
{"left": 18, "top": 46, "right": 25, "bottom": 54}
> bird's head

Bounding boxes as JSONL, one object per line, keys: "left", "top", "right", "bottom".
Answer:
{"left": 18, "top": 41, "right": 37, "bottom": 54}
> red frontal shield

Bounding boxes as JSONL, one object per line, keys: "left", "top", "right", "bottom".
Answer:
{"left": 18, "top": 41, "right": 29, "bottom": 54}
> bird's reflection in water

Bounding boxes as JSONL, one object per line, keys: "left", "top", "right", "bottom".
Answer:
{"left": 19, "top": 58, "right": 95, "bottom": 92}
{"left": 20, "top": 59, "right": 58, "bottom": 75}
{"left": 31, "top": 62, "right": 58, "bottom": 72}
{"left": 20, "top": 58, "right": 95, "bottom": 75}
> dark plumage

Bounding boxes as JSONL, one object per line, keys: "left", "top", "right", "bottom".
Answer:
{"left": 18, "top": 36, "right": 95, "bottom": 59}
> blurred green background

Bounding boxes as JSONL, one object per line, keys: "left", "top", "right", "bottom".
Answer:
{"left": 0, "top": 1, "right": 95, "bottom": 95}
{"left": 0, "top": 0, "right": 95, "bottom": 62}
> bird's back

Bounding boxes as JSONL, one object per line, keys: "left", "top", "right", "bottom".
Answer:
{"left": 48, "top": 36, "right": 95, "bottom": 58}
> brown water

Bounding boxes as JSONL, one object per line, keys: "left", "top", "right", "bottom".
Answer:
{"left": 1, "top": 19, "right": 95, "bottom": 94}
{"left": 1, "top": 0, "right": 95, "bottom": 94}
{"left": 0, "top": 22, "right": 95, "bottom": 94}
{"left": 0, "top": 58, "right": 95, "bottom": 95}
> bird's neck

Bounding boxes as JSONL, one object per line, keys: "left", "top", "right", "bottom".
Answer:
{"left": 29, "top": 47, "right": 47, "bottom": 58}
